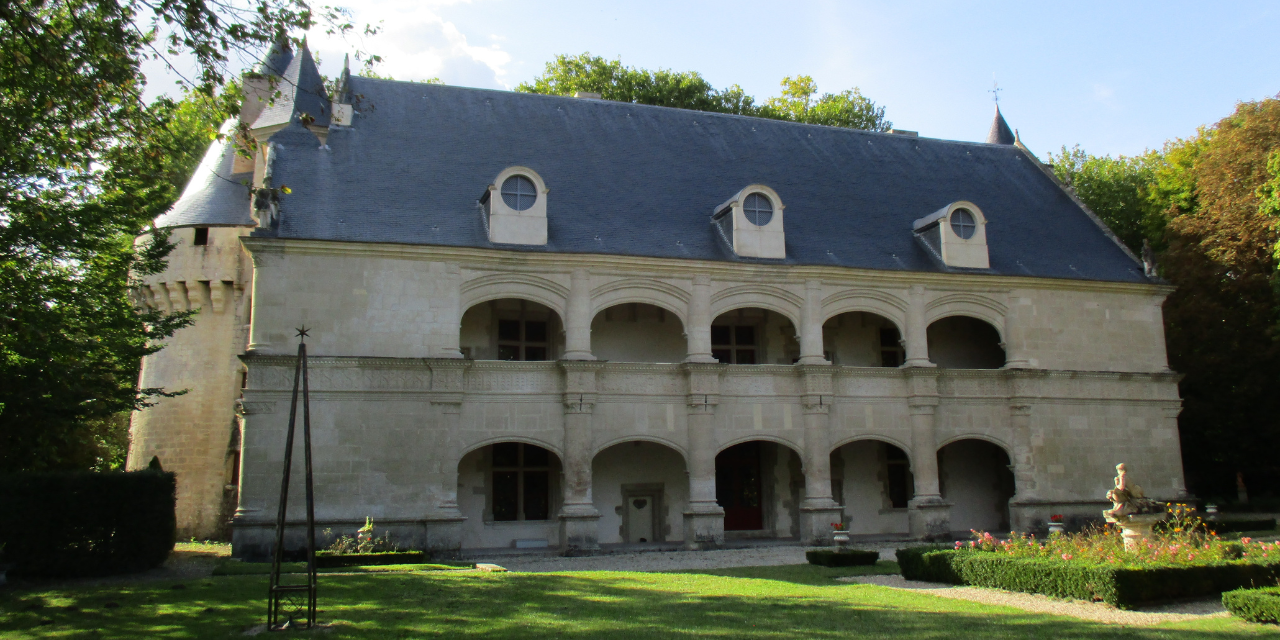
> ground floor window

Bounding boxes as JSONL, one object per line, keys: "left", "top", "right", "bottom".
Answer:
{"left": 492, "top": 443, "right": 551, "bottom": 521}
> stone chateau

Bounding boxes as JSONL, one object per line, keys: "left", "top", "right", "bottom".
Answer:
{"left": 127, "top": 41, "right": 1188, "bottom": 557}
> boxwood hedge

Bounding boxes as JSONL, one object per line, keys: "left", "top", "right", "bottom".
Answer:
{"left": 805, "top": 549, "right": 879, "bottom": 567}
{"left": 1223, "top": 586, "right": 1280, "bottom": 624}
{"left": 895, "top": 546, "right": 1280, "bottom": 609}
{"left": 0, "top": 470, "right": 176, "bottom": 577}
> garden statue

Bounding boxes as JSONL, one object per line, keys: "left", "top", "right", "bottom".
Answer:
{"left": 1102, "top": 463, "right": 1166, "bottom": 550}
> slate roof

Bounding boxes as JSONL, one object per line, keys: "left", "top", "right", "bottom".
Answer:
{"left": 161, "top": 72, "right": 1151, "bottom": 284}
{"left": 250, "top": 43, "right": 330, "bottom": 130}
{"left": 153, "top": 120, "right": 254, "bottom": 228}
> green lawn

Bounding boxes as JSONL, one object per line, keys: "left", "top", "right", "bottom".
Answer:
{"left": 1, "top": 563, "right": 1277, "bottom": 638}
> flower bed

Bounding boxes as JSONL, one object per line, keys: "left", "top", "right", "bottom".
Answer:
{"left": 805, "top": 549, "right": 879, "bottom": 567}
{"left": 1223, "top": 586, "right": 1280, "bottom": 624}
{"left": 314, "top": 551, "right": 429, "bottom": 568}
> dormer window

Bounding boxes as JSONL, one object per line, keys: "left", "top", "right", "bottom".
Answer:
{"left": 483, "top": 167, "right": 548, "bottom": 245}
{"left": 912, "top": 201, "right": 990, "bottom": 269}
{"left": 712, "top": 185, "right": 786, "bottom": 259}
{"left": 501, "top": 175, "right": 538, "bottom": 211}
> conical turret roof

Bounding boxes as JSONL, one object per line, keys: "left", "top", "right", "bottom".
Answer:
{"left": 250, "top": 40, "right": 330, "bottom": 130}
{"left": 253, "top": 37, "right": 294, "bottom": 77}
{"left": 986, "top": 105, "right": 1015, "bottom": 145}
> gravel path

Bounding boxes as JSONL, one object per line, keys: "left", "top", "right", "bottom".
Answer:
{"left": 469, "top": 544, "right": 900, "bottom": 573}
{"left": 840, "top": 575, "right": 1229, "bottom": 626}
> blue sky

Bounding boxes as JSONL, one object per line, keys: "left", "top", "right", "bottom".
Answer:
{"left": 148, "top": 1, "right": 1280, "bottom": 159}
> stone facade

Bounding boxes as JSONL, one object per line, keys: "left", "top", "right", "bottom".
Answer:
{"left": 197, "top": 238, "right": 1185, "bottom": 555}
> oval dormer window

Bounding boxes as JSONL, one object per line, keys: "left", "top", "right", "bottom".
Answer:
{"left": 950, "top": 207, "right": 977, "bottom": 239}
{"left": 501, "top": 175, "right": 538, "bottom": 211}
{"left": 743, "top": 192, "right": 773, "bottom": 226}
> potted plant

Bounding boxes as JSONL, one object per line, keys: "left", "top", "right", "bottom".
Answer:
{"left": 1047, "top": 514, "right": 1065, "bottom": 535}
{"left": 830, "top": 521, "right": 850, "bottom": 547}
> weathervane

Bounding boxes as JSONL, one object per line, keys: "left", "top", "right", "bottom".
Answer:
{"left": 989, "top": 79, "right": 1002, "bottom": 104}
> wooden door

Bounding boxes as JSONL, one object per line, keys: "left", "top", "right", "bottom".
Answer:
{"left": 716, "top": 442, "right": 763, "bottom": 530}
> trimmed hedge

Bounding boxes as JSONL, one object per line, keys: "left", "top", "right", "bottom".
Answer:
{"left": 315, "top": 552, "right": 428, "bottom": 568}
{"left": 895, "top": 547, "right": 1280, "bottom": 609}
{"left": 0, "top": 470, "right": 176, "bottom": 577}
{"left": 805, "top": 549, "right": 879, "bottom": 567}
{"left": 1211, "top": 519, "right": 1277, "bottom": 534}
{"left": 1223, "top": 586, "right": 1280, "bottom": 624}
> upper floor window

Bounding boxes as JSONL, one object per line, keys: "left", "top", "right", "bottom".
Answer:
{"left": 194, "top": 227, "right": 209, "bottom": 246}
{"left": 950, "top": 208, "right": 977, "bottom": 239}
{"left": 879, "top": 326, "right": 904, "bottom": 367}
{"left": 498, "top": 318, "right": 548, "bottom": 361}
{"left": 501, "top": 175, "right": 538, "bottom": 211}
{"left": 711, "top": 324, "right": 757, "bottom": 364}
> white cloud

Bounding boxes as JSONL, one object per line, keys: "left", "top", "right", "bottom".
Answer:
{"left": 307, "top": 0, "right": 511, "bottom": 89}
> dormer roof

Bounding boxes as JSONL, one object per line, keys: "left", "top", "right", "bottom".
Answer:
{"left": 250, "top": 41, "right": 330, "bottom": 130}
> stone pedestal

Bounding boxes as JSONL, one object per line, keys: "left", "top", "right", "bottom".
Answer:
{"left": 908, "top": 498, "right": 952, "bottom": 540}
{"left": 1105, "top": 512, "right": 1165, "bottom": 551}
{"left": 800, "top": 502, "right": 845, "bottom": 546}
{"left": 682, "top": 505, "right": 725, "bottom": 550}
{"left": 559, "top": 505, "right": 601, "bottom": 556}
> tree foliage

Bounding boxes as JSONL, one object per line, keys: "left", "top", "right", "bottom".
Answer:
{"left": 0, "top": 0, "right": 328, "bottom": 472}
{"left": 1051, "top": 98, "right": 1280, "bottom": 500}
{"left": 517, "top": 54, "right": 890, "bottom": 131}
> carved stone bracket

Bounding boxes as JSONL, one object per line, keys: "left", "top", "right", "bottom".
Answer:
{"left": 563, "top": 392, "right": 597, "bottom": 414}
{"left": 801, "top": 395, "right": 831, "bottom": 415}
{"left": 686, "top": 393, "right": 719, "bottom": 414}
{"left": 1009, "top": 402, "right": 1033, "bottom": 417}
{"left": 237, "top": 400, "right": 277, "bottom": 416}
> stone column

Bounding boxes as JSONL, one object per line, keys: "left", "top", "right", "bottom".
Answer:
{"left": 559, "top": 361, "right": 603, "bottom": 555}
{"left": 682, "top": 362, "right": 724, "bottom": 548}
{"left": 434, "top": 263, "right": 465, "bottom": 358}
{"left": 903, "top": 284, "right": 934, "bottom": 368}
{"left": 245, "top": 244, "right": 283, "bottom": 353}
{"left": 905, "top": 368, "right": 950, "bottom": 539}
{"left": 798, "top": 366, "right": 842, "bottom": 544}
{"left": 1002, "top": 293, "right": 1033, "bottom": 369}
{"left": 562, "top": 269, "right": 595, "bottom": 361}
{"left": 685, "top": 274, "right": 718, "bottom": 363}
{"left": 426, "top": 358, "right": 470, "bottom": 557}
{"left": 796, "top": 279, "right": 829, "bottom": 365}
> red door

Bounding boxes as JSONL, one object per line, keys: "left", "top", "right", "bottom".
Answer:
{"left": 717, "top": 442, "right": 763, "bottom": 530}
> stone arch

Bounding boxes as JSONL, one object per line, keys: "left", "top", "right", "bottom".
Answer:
{"left": 821, "top": 306, "right": 906, "bottom": 367}
{"left": 590, "top": 299, "right": 687, "bottom": 364}
{"left": 459, "top": 273, "right": 569, "bottom": 320}
{"left": 459, "top": 435, "right": 563, "bottom": 461}
{"left": 820, "top": 289, "right": 908, "bottom": 330}
{"left": 937, "top": 437, "right": 1016, "bottom": 533}
{"left": 924, "top": 293, "right": 1007, "bottom": 341}
{"left": 709, "top": 284, "right": 803, "bottom": 327}
{"left": 593, "top": 435, "right": 688, "bottom": 463}
{"left": 715, "top": 437, "right": 804, "bottom": 535}
{"left": 829, "top": 435, "right": 913, "bottom": 464}
{"left": 592, "top": 439, "right": 690, "bottom": 544}
{"left": 937, "top": 433, "right": 1013, "bottom": 458}
{"left": 589, "top": 278, "right": 690, "bottom": 326}
{"left": 715, "top": 434, "right": 803, "bottom": 458}
{"left": 927, "top": 314, "right": 1006, "bottom": 369}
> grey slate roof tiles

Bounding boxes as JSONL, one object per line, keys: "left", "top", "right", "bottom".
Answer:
{"left": 153, "top": 121, "right": 254, "bottom": 228}
{"left": 250, "top": 44, "right": 331, "bottom": 130}
{"left": 160, "top": 69, "right": 1151, "bottom": 285}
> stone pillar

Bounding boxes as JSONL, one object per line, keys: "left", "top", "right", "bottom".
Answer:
{"left": 434, "top": 263, "right": 465, "bottom": 358}
{"left": 798, "top": 366, "right": 842, "bottom": 544}
{"left": 685, "top": 274, "right": 718, "bottom": 363}
{"left": 1163, "top": 402, "right": 1193, "bottom": 500}
{"left": 905, "top": 368, "right": 950, "bottom": 539}
{"left": 682, "top": 363, "right": 724, "bottom": 548}
{"left": 1002, "top": 293, "right": 1033, "bottom": 369}
{"left": 559, "top": 361, "right": 603, "bottom": 555}
{"left": 796, "top": 279, "right": 828, "bottom": 365}
{"left": 903, "top": 284, "right": 934, "bottom": 368}
{"left": 562, "top": 269, "right": 595, "bottom": 361}
{"left": 426, "top": 358, "right": 470, "bottom": 557}
{"left": 245, "top": 244, "right": 282, "bottom": 353}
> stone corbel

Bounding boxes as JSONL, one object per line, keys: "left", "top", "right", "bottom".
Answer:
{"left": 210, "top": 281, "right": 228, "bottom": 314}
{"left": 236, "top": 399, "right": 277, "bottom": 416}
{"left": 801, "top": 394, "right": 831, "bottom": 415}
{"left": 686, "top": 393, "right": 719, "bottom": 414}
{"left": 563, "top": 392, "right": 597, "bottom": 414}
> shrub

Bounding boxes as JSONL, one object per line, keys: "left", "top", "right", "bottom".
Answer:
{"left": 805, "top": 549, "right": 879, "bottom": 567}
{"left": 895, "top": 546, "right": 962, "bottom": 583}
{"left": 315, "top": 551, "right": 428, "bottom": 568}
{"left": 0, "top": 470, "right": 176, "bottom": 577}
{"left": 1212, "top": 520, "right": 1277, "bottom": 534}
{"left": 1223, "top": 586, "right": 1280, "bottom": 624}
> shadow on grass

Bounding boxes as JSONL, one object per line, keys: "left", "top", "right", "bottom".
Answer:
{"left": 670, "top": 561, "right": 901, "bottom": 586}
{"left": 0, "top": 570, "right": 1268, "bottom": 639}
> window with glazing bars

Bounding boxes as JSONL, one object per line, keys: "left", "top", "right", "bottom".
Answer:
{"left": 491, "top": 443, "right": 551, "bottom": 521}
{"left": 711, "top": 325, "right": 757, "bottom": 364}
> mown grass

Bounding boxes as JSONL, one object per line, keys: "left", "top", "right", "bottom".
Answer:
{"left": 1, "top": 563, "right": 1277, "bottom": 638}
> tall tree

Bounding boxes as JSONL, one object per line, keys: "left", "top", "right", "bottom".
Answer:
{"left": 518, "top": 54, "right": 890, "bottom": 131}
{"left": 1047, "top": 146, "right": 1160, "bottom": 254}
{"left": 0, "top": 0, "right": 347, "bottom": 471}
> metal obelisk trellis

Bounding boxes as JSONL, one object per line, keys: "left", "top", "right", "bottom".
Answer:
{"left": 267, "top": 327, "right": 318, "bottom": 630}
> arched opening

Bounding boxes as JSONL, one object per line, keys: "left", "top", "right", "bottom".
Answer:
{"left": 711, "top": 308, "right": 798, "bottom": 364}
{"left": 460, "top": 299, "right": 564, "bottom": 361}
{"left": 938, "top": 439, "right": 1016, "bottom": 533}
{"left": 822, "top": 312, "right": 904, "bottom": 367}
{"left": 831, "top": 439, "right": 913, "bottom": 535}
{"left": 592, "top": 441, "right": 688, "bottom": 544}
{"left": 457, "top": 442, "right": 562, "bottom": 549}
{"left": 927, "top": 316, "right": 1005, "bottom": 369}
{"left": 715, "top": 440, "right": 803, "bottom": 538}
{"left": 590, "top": 303, "right": 686, "bottom": 363}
